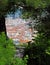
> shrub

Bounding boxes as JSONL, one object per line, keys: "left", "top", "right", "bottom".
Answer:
{"left": 0, "top": 32, "right": 15, "bottom": 65}
{"left": 24, "top": 33, "right": 50, "bottom": 65}
{"left": 0, "top": 32, "right": 27, "bottom": 65}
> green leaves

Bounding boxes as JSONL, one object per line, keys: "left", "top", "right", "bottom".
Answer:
{"left": 26, "top": 0, "right": 50, "bottom": 8}
{"left": 0, "top": 32, "right": 27, "bottom": 65}
{"left": 0, "top": 32, "right": 15, "bottom": 65}
{"left": 14, "top": 57, "right": 27, "bottom": 65}
{"left": 0, "top": 0, "right": 8, "bottom": 16}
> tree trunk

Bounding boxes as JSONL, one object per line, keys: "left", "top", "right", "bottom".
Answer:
{"left": 0, "top": 15, "right": 7, "bottom": 35}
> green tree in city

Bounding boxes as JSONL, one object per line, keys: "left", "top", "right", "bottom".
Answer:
{"left": 0, "top": 32, "right": 28, "bottom": 65}
{"left": 22, "top": 0, "right": 50, "bottom": 65}
{"left": 0, "top": 32, "right": 15, "bottom": 65}
{"left": 0, "top": 0, "right": 8, "bottom": 35}
{"left": 0, "top": 0, "right": 16, "bottom": 36}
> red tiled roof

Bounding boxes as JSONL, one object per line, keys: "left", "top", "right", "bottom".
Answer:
{"left": 6, "top": 18, "right": 32, "bottom": 43}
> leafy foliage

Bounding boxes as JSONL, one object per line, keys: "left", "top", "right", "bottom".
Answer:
{"left": 26, "top": 0, "right": 50, "bottom": 8}
{"left": 12, "top": 56, "right": 28, "bottom": 65}
{"left": 24, "top": 33, "right": 50, "bottom": 65}
{"left": 0, "top": 0, "right": 50, "bottom": 65}
{"left": 0, "top": 0, "right": 8, "bottom": 16}
{"left": 0, "top": 32, "right": 27, "bottom": 65}
{"left": 0, "top": 32, "right": 15, "bottom": 65}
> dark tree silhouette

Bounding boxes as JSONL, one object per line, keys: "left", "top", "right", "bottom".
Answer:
{"left": 0, "top": 15, "right": 6, "bottom": 34}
